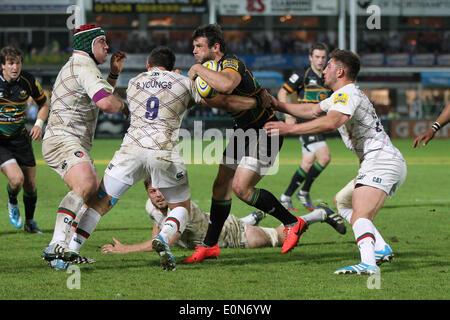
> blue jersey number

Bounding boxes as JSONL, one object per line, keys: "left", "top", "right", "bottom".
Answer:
{"left": 145, "top": 97, "right": 160, "bottom": 120}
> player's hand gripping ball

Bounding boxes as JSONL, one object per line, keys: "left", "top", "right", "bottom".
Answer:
{"left": 195, "top": 60, "right": 221, "bottom": 99}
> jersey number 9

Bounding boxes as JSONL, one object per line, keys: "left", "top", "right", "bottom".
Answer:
{"left": 145, "top": 97, "right": 160, "bottom": 120}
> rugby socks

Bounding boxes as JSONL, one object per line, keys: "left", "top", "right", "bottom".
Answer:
{"left": 338, "top": 208, "right": 388, "bottom": 251}
{"left": 203, "top": 199, "right": 232, "bottom": 247}
{"left": 7, "top": 183, "right": 19, "bottom": 205}
{"left": 300, "top": 208, "right": 326, "bottom": 225}
{"left": 337, "top": 208, "right": 353, "bottom": 224}
{"left": 353, "top": 218, "right": 376, "bottom": 266}
{"left": 68, "top": 208, "right": 101, "bottom": 252}
{"left": 50, "top": 191, "right": 84, "bottom": 245}
{"left": 283, "top": 167, "right": 307, "bottom": 197}
{"left": 239, "top": 212, "right": 259, "bottom": 225}
{"left": 301, "top": 161, "right": 325, "bottom": 193}
{"left": 159, "top": 206, "right": 188, "bottom": 243}
{"left": 250, "top": 188, "right": 298, "bottom": 226}
{"left": 65, "top": 204, "right": 88, "bottom": 245}
{"left": 23, "top": 190, "right": 37, "bottom": 222}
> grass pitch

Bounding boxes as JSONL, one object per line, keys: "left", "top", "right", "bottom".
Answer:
{"left": 0, "top": 137, "right": 449, "bottom": 300}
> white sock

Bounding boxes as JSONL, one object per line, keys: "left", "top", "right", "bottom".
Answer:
{"left": 159, "top": 206, "right": 188, "bottom": 243}
{"left": 352, "top": 218, "right": 376, "bottom": 266}
{"left": 50, "top": 191, "right": 84, "bottom": 246}
{"left": 339, "top": 208, "right": 387, "bottom": 251}
{"left": 280, "top": 194, "right": 291, "bottom": 202}
{"left": 68, "top": 208, "right": 101, "bottom": 252}
{"left": 300, "top": 208, "right": 325, "bottom": 225}
{"left": 240, "top": 213, "right": 258, "bottom": 225}
{"left": 65, "top": 205, "right": 88, "bottom": 245}
{"left": 338, "top": 208, "right": 353, "bottom": 224}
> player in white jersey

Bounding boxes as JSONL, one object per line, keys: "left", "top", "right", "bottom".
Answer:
{"left": 264, "top": 49, "right": 407, "bottom": 275}
{"left": 42, "top": 24, "right": 128, "bottom": 267}
{"left": 100, "top": 178, "right": 285, "bottom": 255}
{"left": 62, "top": 46, "right": 265, "bottom": 271}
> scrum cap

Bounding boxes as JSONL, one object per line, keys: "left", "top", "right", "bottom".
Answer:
{"left": 73, "top": 24, "right": 106, "bottom": 64}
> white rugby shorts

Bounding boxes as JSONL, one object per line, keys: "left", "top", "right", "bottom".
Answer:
{"left": 42, "top": 135, "right": 93, "bottom": 179}
{"left": 301, "top": 140, "right": 328, "bottom": 155}
{"left": 103, "top": 144, "right": 190, "bottom": 203}
{"left": 356, "top": 157, "right": 407, "bottom": 198}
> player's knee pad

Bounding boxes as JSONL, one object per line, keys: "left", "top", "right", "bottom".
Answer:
{"left": 93, "top": 179, "right": 120, "bottom": 210}
{"left": 102, "top": 174, "right": 131, "bottom": 200}
{"left": 335, "top": 180, "right": 355, "bottom": 210}
{"left": 165, "top": 206, "right": 188, "bottom": 234}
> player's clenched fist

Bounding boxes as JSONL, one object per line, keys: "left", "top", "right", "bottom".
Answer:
{"left": 110, "top": 51, "right": 127, "bottom": 75}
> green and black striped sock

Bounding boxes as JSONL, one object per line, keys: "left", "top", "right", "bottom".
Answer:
{"left": 301, "top": 161, "right": 325, "bottom": 192}
{"left": 284, "top": 167, "right": 307, "bottom": 196}
{"left": 7, "top": 183, "right": 19, "bottom": 205}
{"left": 250, "top": 188, "right": 298, "bottom": 226}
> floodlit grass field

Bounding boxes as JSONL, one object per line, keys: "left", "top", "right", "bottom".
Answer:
{"left": 0, "top": 137, "right": 449, "bottom": 300}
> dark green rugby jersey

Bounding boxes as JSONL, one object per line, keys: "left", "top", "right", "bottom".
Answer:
{"left": 218, "top": 54, "right": 275, "bottom": 129}
{"left": 0, "top": 70, "right": 47, "bottom": 136}
{"left": 282, "top": 66, "right": 331, "bottom": 104}
{"left": 282, "top": 66, "right": 332, "bottom": 142}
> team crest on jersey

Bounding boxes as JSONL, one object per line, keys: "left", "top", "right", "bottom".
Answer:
{"left": 333, "top": 93, "right": 349, "bottom": 105}
{"left": 176, "top": 171, "right": 184, "bottom": 180}
{"left": 318, "top": 91, "right": 329, "bottom": 101}
{"left": 74, "top": 151, "right": 84, "bottom": 158}
{"left": 19, "top": 90, "right": 27, "bottom": 99}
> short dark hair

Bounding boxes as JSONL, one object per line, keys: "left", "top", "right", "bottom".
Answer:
{"left": 192, "top": 23, "right": 226, "bottom": 53}
{"left": 329, "top": 49, "right": 360, "bottom": 81}
{"left": 0, "top": 46, "right": 24, "bottom": 65}
{"left": 147, "top": 46, "right": 175, "bottom": 71}
{"left": 144, "top": 177, "right": 152, "bottom": 189}
{"left": 309, "top": 42, "right": 329, "bottom": 56}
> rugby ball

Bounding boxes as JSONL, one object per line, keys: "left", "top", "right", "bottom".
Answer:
{"left": 195, "top": 60, "right": 221, "bottom": 99}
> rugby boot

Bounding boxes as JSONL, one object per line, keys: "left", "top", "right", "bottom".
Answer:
{"left": 281, "top": 216, "right": 307, "bottom": 254}
{"left": 182, "top": 244, "right": 220, "bottom": 263}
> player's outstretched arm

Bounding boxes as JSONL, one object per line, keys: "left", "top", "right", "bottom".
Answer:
{"left": 101, "top": 221, "right": 181, "bottom": 254}
{"left": 270, "top": 95, "right": 324, "bottom": 120}
{"left": 277, "top": 88, "right": 296, "bottom": 124}
{"left": 101, "top": 237, "right": 154, "bottom": 254}
{"left": 264, "top": 110, "right": 349, "bottom": 136}
{"left": 413, "top": 102, "right": 450, "bottom": 148}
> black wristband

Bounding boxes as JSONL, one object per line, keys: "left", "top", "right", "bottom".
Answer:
{"left": 432, "top": 122, "right": 441, "bottom": 132}
{"left": 108, "top": 72, "right": 119, "bottom": 80}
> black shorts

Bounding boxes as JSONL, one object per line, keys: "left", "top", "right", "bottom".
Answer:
{"left": 0, "top": 129, "right": 36, "bottom": 168}
{"left": 221, "top": 118, "right": 284, "bottom": 176}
